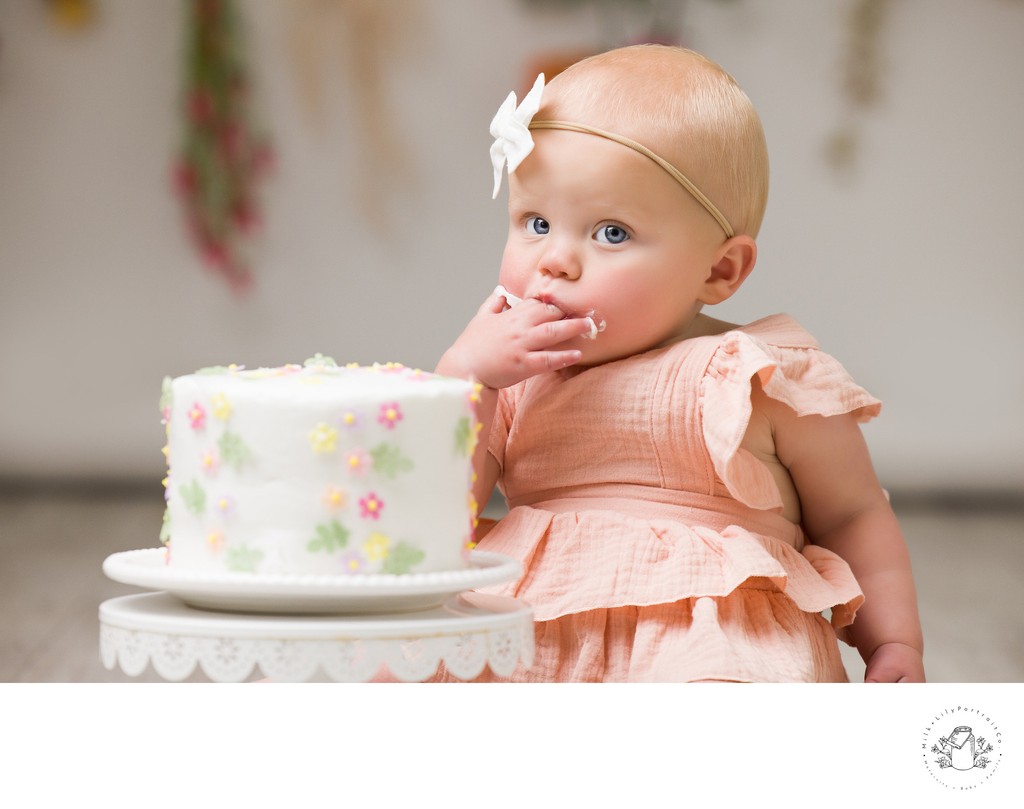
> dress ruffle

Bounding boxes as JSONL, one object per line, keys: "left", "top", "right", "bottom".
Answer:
{"left": 700, "top": 328, "right": 882, "bottom": 510}
{"left": 476, "top": 505, "right": 864, "bottom": 631}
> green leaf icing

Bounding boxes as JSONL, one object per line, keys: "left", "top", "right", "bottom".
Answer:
{"left": 180, "top": 479, "right": 206, "bottom": 515}
{"left": 159, "top": 376, "right": 173, "bottom": 413}
{"left": 304, "top": 353, "right": 337, "bottom": 368}
{"left": 307, "top": 520, "right": 350, "bottom": 553}
{"left": 454, "top": 416, "right": 474, "bottom": 457}
{"left": 381, "top": 542, "right": 425, "bottom": 575}
{"left": 218, "top": 431, "right": 251, "bottom": 469}
{"left": 370, "top": 443, "right": 414, "bottom": 478}
{"left": 195, "top": 365, "right": 232, "bottom": 375}
{"left": 226, "top": 546, "right": 264, "bottom": 573}
{"left": 160, "top": 507, "right": 172, "bottom": 544}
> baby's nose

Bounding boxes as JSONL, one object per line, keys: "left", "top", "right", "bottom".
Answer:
{"left": 538, "top": 242, "right": 582, "bottom": 280}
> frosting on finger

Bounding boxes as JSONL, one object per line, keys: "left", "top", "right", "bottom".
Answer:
{"left": 493, "top": 285, "right": 604, "bottom": 339}
{"left": 494, "top": 284, "right": 522, "bottom": 309}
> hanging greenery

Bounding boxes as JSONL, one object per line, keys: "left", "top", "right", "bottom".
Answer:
{"left": 172, "top": 0, "right": 273, "bottom": 292}
{"left": 518, "top": 0, "right": 741, "bottom": 49}
{"left": 825, "top": 0, "right": 893, "bottom": 172}
{"left": 45, "top": 0, "right": 96, "bottom": 30}
{"left": 287, "top": 0, "right": 421, "bottom": 231}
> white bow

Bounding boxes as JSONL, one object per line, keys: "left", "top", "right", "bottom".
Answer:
{"left": 489, "top": 73, "right": 545, "bottom": 199}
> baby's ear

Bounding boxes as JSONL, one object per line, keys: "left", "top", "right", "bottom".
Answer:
{"left": 700, "top": 235, "right": 757, "bottom": 304}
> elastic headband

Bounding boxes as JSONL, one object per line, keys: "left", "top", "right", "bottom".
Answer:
{"left": 528, "top": 120, "right": 735, "bottom": 238}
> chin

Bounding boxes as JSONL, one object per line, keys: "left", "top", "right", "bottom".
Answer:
{"left": 575, "top": 343, "right": 627, "bottom": 368}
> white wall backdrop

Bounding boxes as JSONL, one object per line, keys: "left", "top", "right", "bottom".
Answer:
{"left": 1, "top": 0, "right": 1022, "bottom": 492}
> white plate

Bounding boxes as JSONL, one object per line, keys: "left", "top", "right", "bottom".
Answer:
{"left": 102, "top": 548, "right": 521, "bottom": 615}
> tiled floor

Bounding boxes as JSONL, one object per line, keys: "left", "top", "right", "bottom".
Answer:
{"left": 1, "top": 488, "right": 1021, "bottom": 682}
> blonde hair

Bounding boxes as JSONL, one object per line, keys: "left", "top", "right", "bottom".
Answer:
{"left": 540, "top": 45, "right": 769, "bottom": 238}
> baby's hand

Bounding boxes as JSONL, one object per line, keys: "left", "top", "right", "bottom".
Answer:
{"left": 438, "top": 289, "right": 592, "bottom": 389}
{"left": 864, "top": 642, "right": 925, "bottom": 683}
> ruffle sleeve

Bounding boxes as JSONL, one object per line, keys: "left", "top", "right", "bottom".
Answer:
{"left": 487, "top": 382, "right": 522, "bottom": 480}
{"left": 700, "top": 328, "right": 882, "bottom": 511}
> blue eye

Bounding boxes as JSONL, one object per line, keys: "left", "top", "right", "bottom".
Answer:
{"left": 526, "top": 216, "right": 550, "bottom": 235}
{"left": 595, "top": 224, "right": 629, "bottom": 244}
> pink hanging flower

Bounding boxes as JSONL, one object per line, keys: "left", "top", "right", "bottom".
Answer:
{"left": 359, "top": 493, "right": 384, "bottom": 520}
{"left": 378, "top": 402, "right": 403, "bottom": 430}
{"left": 171, "top": 160, "right": 199, "bottom": 198}
{"left": 186, "top": 88, "right": 215, "bottom": 125}
{"left": 188, "top": 402, "right": 206, "bottom": 430}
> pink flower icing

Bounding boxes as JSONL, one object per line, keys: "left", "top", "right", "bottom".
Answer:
{"left": 188, "top": 402, "right": 206, "bottom": 430}
{"left": 378, "top": 402, "right": 403, "bottom": 429}
{"left": 359, "top": 493, "right": 384, "bottom": 520}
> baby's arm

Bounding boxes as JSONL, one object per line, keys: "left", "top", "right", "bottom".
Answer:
{"left": 436, "top": 288, "right": 593, "bottom": 518}
{"left": 763, "top": 392, "right": 925, "bottom": 682}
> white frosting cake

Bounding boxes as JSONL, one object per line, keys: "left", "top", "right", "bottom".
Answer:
{"left": 160, "top": 357, "right": 480, "bottom": 576}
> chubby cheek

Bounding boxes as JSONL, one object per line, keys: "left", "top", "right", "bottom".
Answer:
{"left": 587, "top": 276, "right": 647, "bottom": 328}
{"left": 496, "top": 240, "right": 527, "bottom": 292}
{"left": 590, "top": 282, "right": 685, "bottom": 355}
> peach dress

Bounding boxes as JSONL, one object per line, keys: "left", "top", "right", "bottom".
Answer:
{"left": 463, "top": 315, "right": 878, "bottom": 682}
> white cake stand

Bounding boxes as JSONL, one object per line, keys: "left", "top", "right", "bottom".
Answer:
{"left": 99, "top": 590, "right": 534, "bottom": 682}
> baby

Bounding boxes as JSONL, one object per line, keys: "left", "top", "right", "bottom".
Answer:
{"left": 437, "top": 45, "right": 924, "bottom": 682}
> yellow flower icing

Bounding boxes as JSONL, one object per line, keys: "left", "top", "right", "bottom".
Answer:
{"left": 363, "top": 531, "right": 391, "bottom": 561}
{"left": 211, "top": 392, "right": 233, "bottom": 421}
{"left": 308, "top": 423, "right": 339, "bottom": 454}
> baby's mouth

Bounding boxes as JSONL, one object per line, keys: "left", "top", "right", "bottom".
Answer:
{"left": 495, "top": 285, "right": 606, "bottom": 340}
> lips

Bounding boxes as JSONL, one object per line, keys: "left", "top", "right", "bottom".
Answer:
{"left": 534, "top": 292, "right": 576, "bottom": 318}
{"left": 532, "top": 292, "right": 605, "bottom": 339}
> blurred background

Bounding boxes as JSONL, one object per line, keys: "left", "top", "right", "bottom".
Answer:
{"left": 0, "top": 0, "right": 1021, "bottom": 682}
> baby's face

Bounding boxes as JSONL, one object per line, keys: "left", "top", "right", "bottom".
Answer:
{"left": 497, "top": 129, "right": 727, "bottom": 365}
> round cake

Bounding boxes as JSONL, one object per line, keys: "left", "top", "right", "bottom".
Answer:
{"left": 160, "top": 356, "right": 480, "bottom": 576}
